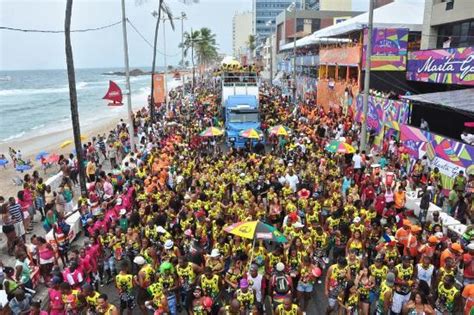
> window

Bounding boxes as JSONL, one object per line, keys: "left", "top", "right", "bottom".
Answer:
{"left": 229, "top": 111, "right": 259, "bottom": 123}
{"left": 436, "top": 19, "right": 474, "bottom": 48}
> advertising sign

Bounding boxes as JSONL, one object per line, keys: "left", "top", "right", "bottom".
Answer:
{"left": 362, "top": 28, "right": 409, "bottom": 71}
{"left": 400, "top": 124, "right": 474, "bottom": 189}
{"left": 152, "top": 74, "right": 166, "bottom": 104}
{"left": 320, "top": 45, "right": 361, "bottom": 66}
{"left": 354, "top": 95, "right": 411, "bottom": 134}
{"left": 406, "top": 46, "right": 474, "bottom": 86}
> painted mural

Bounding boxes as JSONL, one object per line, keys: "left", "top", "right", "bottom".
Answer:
{"left": 406, "top": 46, "right": 474, "bottom": 86}
{"left": 400, "top": 124, "right": 474, "bottom": 189}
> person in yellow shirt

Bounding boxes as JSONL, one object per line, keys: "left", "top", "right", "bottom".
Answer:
{"left": 115, "top": 262, "right": 135, "bottom": 315}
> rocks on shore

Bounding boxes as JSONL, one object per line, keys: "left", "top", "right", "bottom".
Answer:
{"left": 102, "top": 69, "right": 152, "bottom": 76}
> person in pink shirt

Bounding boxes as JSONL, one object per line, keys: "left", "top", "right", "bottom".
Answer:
{"left": 48, "top": 277, "right": 65, "bottom": 315}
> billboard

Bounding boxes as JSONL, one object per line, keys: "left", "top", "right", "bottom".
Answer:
{"left": 362, "top": 28, "right": 409, "bottom": 71}
{"left": 320, "top": 45, "right": 361, "bottom": 66}
{"left": 406, "top": 46, "right": 474, "bottom": 86}
{"left": 354, "top": 95, "right": 411, "bottom": 134}
{"left": 152, "top": 74, "right": 166, "bottom": 104}
{"left": 400, "top": 124, "right": 474, "bottom": 189}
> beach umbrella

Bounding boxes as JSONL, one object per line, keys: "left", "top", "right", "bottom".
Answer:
{"left": 35, "top": 151, "right": 49, "bottom": 161}
{"left": 199, "top": 127, "right": 224, "bottom": 137}
{"left": 239, "top": 128, "right": 262, "bottom": 139}
{"left": 224, "top": 220, "right": 287, "bottom": 243}
{"left": 325, "top": 140, "right": 355, "bottom": 154}
{"left": 0, "top": 159, "right": 9, "bottom": 166}
{"left": 60, "top": 140, "right": 72, "bottom": 148}
{"left": 268, "top": 125, "right": 290, "bottom": 136}
{"left": 225, "top": 220, "right": 287, "bottom": 267}
{"left": 16, "top": 164, "right": 32, "bottom": 172}
{"left": 47, "top": 154, "right": 60, "bottom": 163}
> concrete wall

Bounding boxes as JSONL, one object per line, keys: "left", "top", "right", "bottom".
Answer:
{"left": 233, "top": 12, "right": 253, "bottom": 58}
{"left": 421, "top": 0, "right": 474, "bottom": 49}
{"left": 430, "top": 0, "right": 474, "bottom": 26}
{"left": 320, "top": 0, "right": 352, "bottom": 11}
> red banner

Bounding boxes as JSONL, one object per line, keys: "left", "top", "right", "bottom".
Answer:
{"left": 320, "top": 45, "right": 361, "bottom": 66}
{"left": 153, "top": 74, "right": 165, "bottom": 104}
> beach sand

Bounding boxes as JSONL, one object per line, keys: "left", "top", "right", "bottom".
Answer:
{"left": 0, "top": 110, "right": 134, "bottom": 199}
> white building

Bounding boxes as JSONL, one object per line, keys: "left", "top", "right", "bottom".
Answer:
{"left": 232, "top": 11, "right": 253, "bottom": 59}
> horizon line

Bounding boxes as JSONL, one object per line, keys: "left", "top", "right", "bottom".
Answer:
{"left": 0, "top": 65, "right": 180, "bottom": 72}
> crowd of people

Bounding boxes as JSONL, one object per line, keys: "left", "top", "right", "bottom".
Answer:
{"left": 0, "top": 78, "right": 474, "bottom": 315}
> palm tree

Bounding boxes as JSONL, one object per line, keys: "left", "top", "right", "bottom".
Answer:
{"left": 64, "top": 0, "right": 87, "bottom": 195}
{"left": 195, "top": 27, "right": 218, "bottom": 68}
{"left": 180, "top": 28, "right": 201, "bottom": 90}
{"left": 247, "top": 34, "right": 256, "bottom": 64}
{"left": 138, "top": 0, "right": 174, "bottom": 121}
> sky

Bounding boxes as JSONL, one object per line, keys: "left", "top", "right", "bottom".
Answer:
{"left": 0, "top": 0, "right": 253, "bottom": 70}
{"left": 0, "top": 0, "right": 369, "bottom": 71}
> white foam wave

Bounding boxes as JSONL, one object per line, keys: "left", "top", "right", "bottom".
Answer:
{"left": 0, "top": 82, "right": 88, "bottom": 97}
{"left": 2, "top": 131, "right": 26, "bottom": 142}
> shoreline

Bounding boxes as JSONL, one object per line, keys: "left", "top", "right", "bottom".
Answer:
{"left": 0, "top": 78, "right": 184, "bottom": 198}
{"left": 0, "top": 112, "right": 132, "bottom": 198}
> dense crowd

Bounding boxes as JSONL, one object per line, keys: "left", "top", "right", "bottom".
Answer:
{"left": 1, "top": 79, "right": 474, "bottom": 315}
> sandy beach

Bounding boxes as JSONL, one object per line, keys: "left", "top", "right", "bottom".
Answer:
{"left": 0, "top": 107, "right": 140, "bottom": 199}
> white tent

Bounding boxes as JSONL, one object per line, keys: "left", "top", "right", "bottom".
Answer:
{"left": 312, "top": 0, "right": 425, "bottom": 38}
{"left": 280, "top": 37, "right": 351, "bottom": 51}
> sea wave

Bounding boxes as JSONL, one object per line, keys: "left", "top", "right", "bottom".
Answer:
{"left": 0, "top": 82, "right": 88, "bottom": 96}
{"left": 2, "top": 131, "right": 26, "bottom": 142}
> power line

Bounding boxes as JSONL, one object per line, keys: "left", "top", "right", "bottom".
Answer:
{"left": 0, "top": 21, "right": 121, "bottom": 33}
{"left": 126, "top": 19, "right": 179, "bottom": 57}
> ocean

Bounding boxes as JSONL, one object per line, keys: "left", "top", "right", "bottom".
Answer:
{"left": 0, "top": 67, "right": 174, "bottom": 143}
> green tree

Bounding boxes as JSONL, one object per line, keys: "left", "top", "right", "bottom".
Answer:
{"left": 180, "top": 28, "right": 201, "bottom": 90}
{"left": 247, "top": 34, "right": 256, "bottom": 64}
{"left": 195, "top": 27, "right": 218, "bottom": 68}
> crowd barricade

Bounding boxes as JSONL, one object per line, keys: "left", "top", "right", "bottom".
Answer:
{"left": 44, "top": 171, "right": 63, "bottom": 191}
{"left": 406, "top": 190, "right": 467, "bottom": 237}
{"left": 45, "top": 210, "right": 81, "bottom": 249}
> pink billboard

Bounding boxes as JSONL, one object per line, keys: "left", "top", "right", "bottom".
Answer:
{"left": 406, "top": 46, "right": 474, "bottom": 86}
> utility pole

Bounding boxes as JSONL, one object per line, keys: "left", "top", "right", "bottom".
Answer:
{"left": 162, "top": 18, "right": 169, "bottom": 115}
{"left": 121, "top": 0, "right": 134, "bottom": 150}
{"left": 360, "top": 0, "right": 374, "bottom": 151}
{"left": 287, "top": 2, "right": 297, "bottom": 104}
{"left": 292, "top": 5, "right": 297, "bottom": 104}
{"left": 266, "top": 20, "right": 273, "bottom": 87}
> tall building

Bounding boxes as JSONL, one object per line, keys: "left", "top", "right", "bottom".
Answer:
{"left": 253, "top": 0, "right": 304, "bottom": 41}
{"left": 232, "top": 11, "right": 253, "bottom": 58}
{"left": 421, "top": 0, "right": 474, "bottom": 49}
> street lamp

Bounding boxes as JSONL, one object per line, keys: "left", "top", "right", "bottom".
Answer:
{"left": 266, "top": 20, "right": 273, "bottom": 86}
{"left": 287, "top": 2, "right": 297, "bottom": 104}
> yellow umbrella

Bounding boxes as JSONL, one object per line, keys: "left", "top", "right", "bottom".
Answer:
{"left": 199, "top": 127, "right": 224, "bottom": 137}
{"left": 239, "top": 128, "right": 262, "bottom": 139}
{"left": 60, "top": 140, "right": 72, "bottom": 148}
{"left": 269, "top": 125, "right": 289, "bottom": 136}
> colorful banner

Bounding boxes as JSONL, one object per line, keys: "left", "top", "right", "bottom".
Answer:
{"left": 152, "top": 74, "right": 165, "bottom": 104}
{"left": 400, "top": 124, "right": 474, "bottom": 189}
{"left": 362, "top": 28, "right": 408, "bottom": 71}
{"left": 406, "top": 46, "right": 474, "bottom": 86}
{"left": 354, "top": 95, "right": 411, "bottom": 134}
{"left": 320, "top": 45, "right": 361, "bottom": 66}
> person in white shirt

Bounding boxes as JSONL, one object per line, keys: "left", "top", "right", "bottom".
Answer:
{"left": 247, "top": 264, "right": 264, "bottom": 308}
{"left": 352, "top": 150, "right": 363, "bottom": 170}
{"left": 285, "top": 169, "right": 299, "bottom": 193}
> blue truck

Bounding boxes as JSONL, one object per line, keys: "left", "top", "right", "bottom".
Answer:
{"left": 224, "top": 95, "right": 261, "bottom": 148}
{"left": 221, "top": 71, "right": 261, "bottom": 148}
